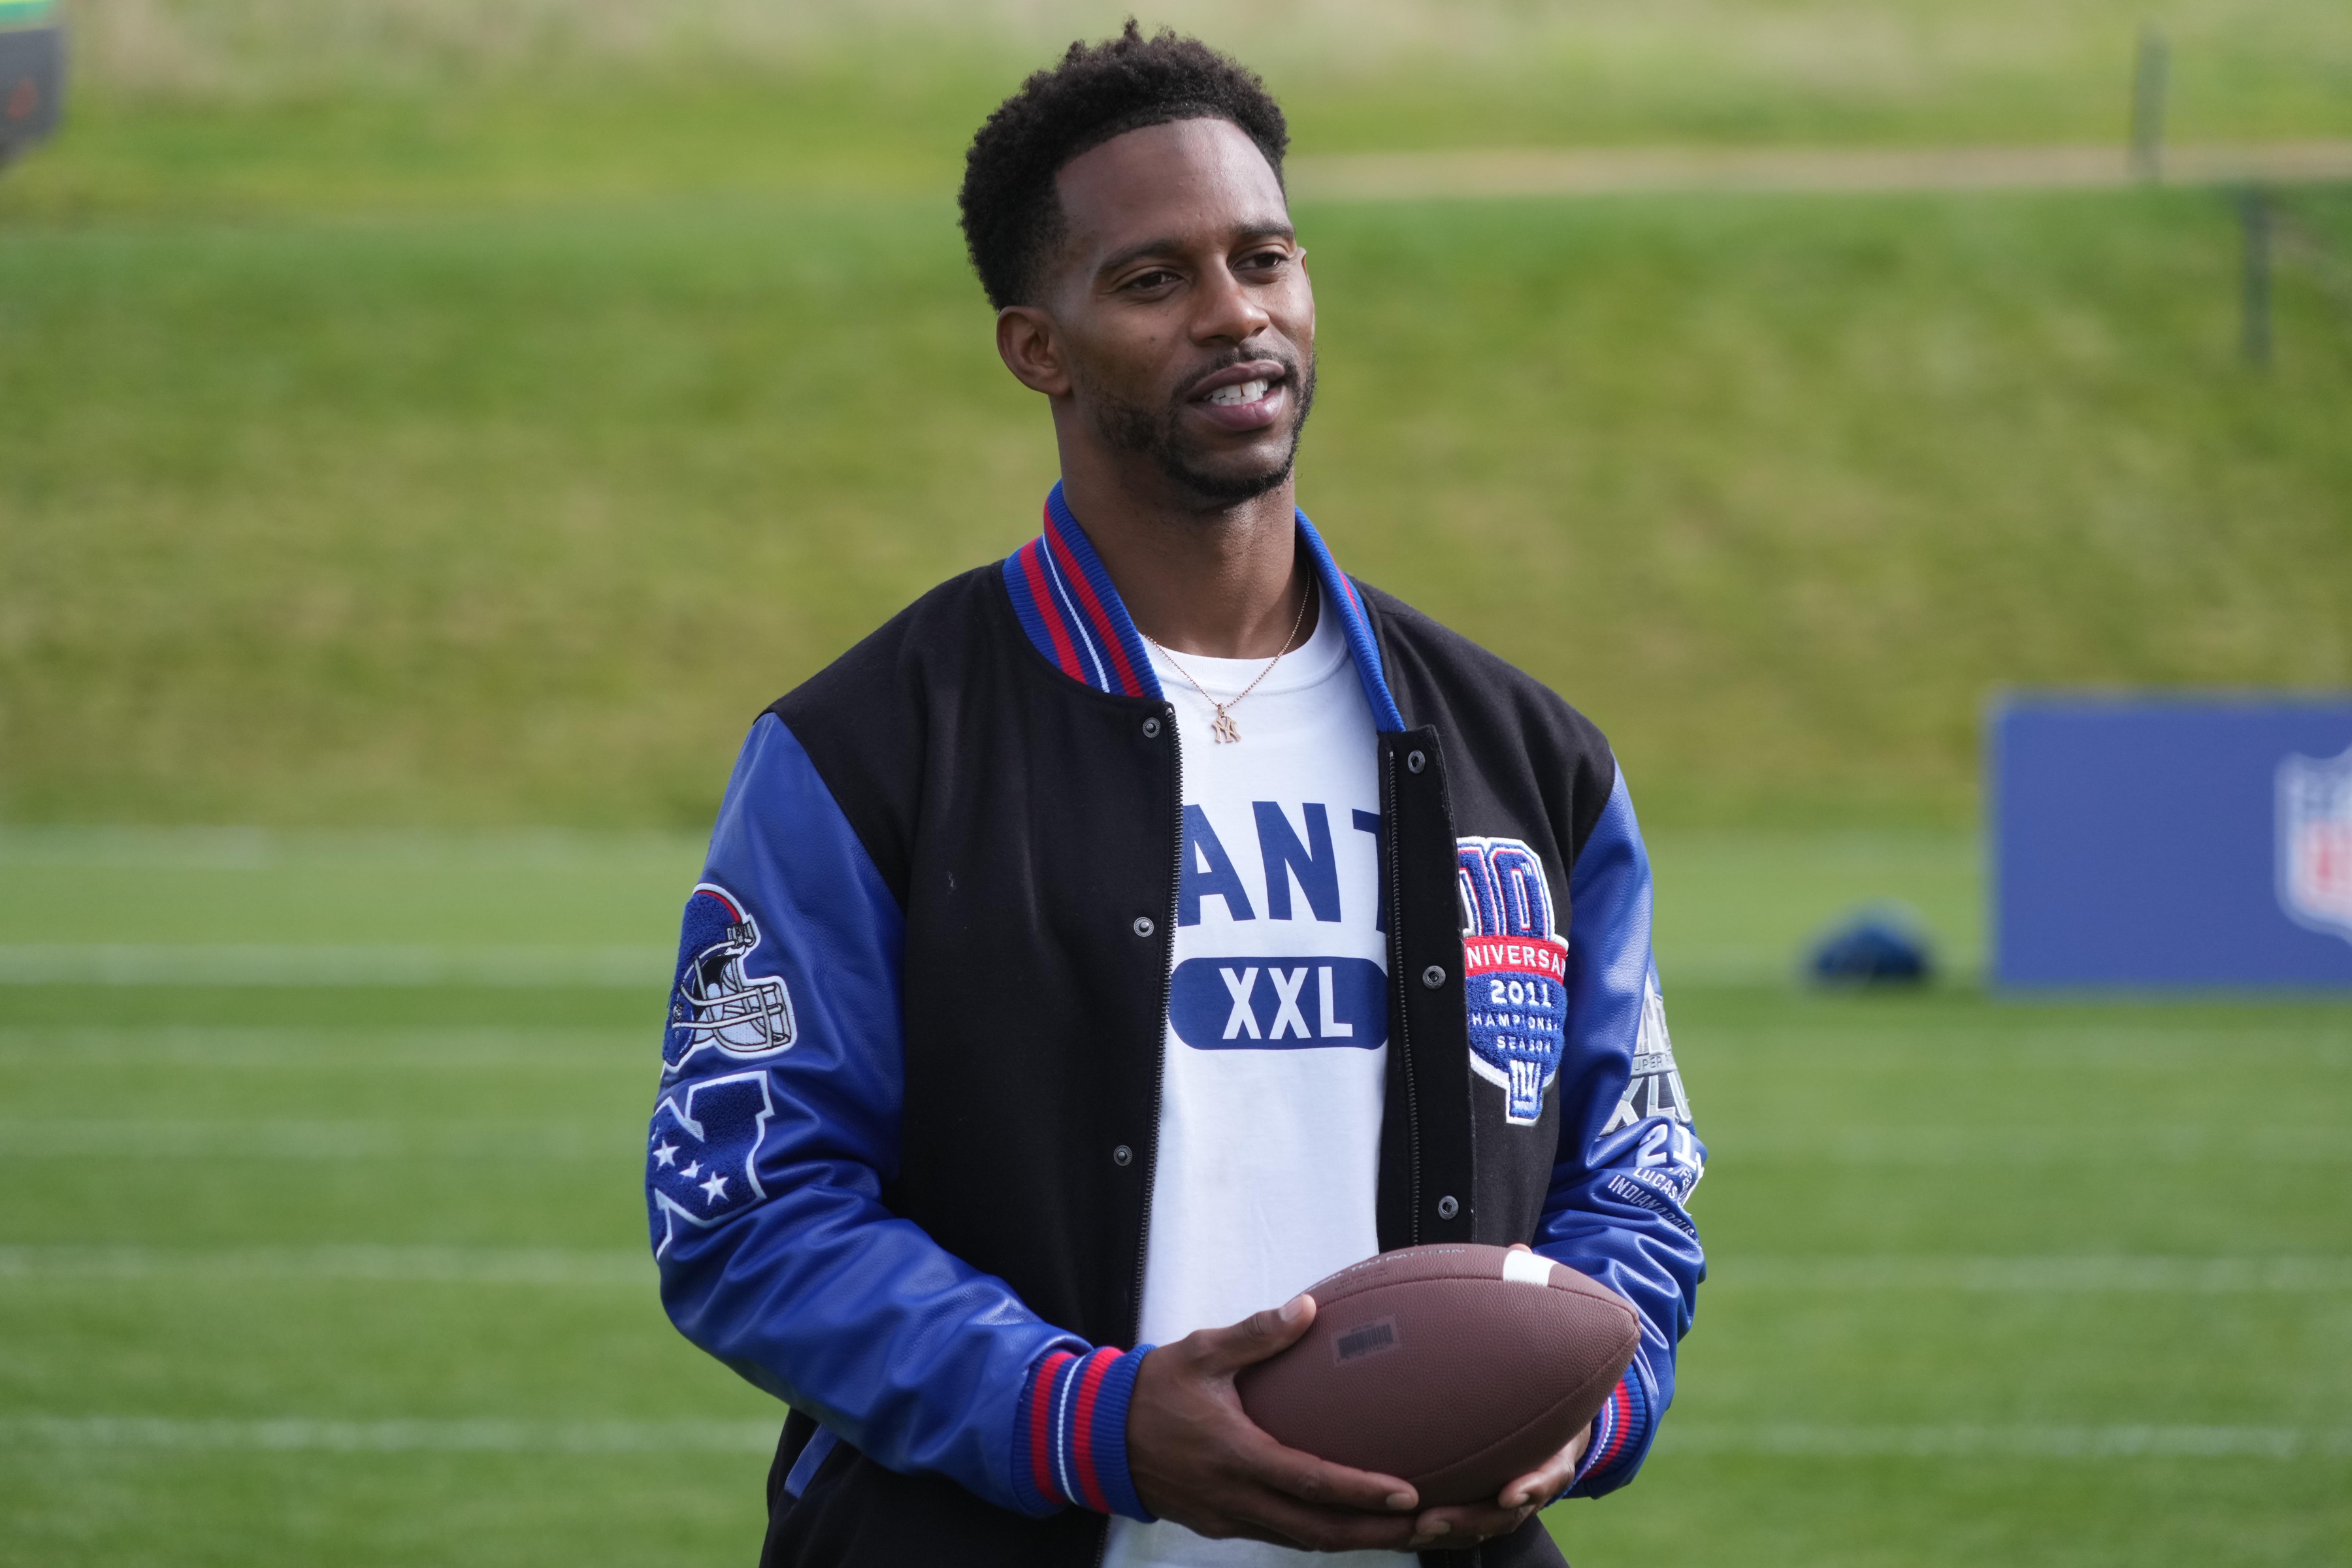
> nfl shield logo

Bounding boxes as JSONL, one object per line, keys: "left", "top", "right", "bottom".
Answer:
{"left": 2277, "top": 745, "right": 2352, "bottom": 944}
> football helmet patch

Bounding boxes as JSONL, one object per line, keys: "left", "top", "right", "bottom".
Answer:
{"left": 664, "top": 883, "right": 796, "bottom": 1073}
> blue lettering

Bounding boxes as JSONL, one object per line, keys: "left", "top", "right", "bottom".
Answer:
{"left": 1255, "top": 802, "right": 1341, "bottom": 923}
{"left": 1181, "top": 804, "right": 1256, "bottom": 926}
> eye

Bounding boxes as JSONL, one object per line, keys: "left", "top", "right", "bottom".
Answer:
{"left": 1122, "top": 268, "right": 1181, "bottom": 292}
{"left": 1239, "top": 248, "right": 1292, "bottom": 274}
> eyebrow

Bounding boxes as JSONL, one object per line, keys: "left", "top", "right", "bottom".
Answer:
{"left": 1095, "top": 221, "right": 1298, "bottom": 281}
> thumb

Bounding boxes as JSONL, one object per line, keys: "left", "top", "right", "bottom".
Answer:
{"left": 1198, "top": 1292, "right": 1316, "bottom": 1371}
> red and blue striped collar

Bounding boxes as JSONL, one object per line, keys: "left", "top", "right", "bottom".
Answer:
{"left": 1002, "top": 482, "right": 1407, "bottom": 733}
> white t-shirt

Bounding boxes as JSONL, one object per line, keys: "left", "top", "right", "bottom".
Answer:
{"left": 1104, "top": 595, "right": 1413, "bottom": 1568}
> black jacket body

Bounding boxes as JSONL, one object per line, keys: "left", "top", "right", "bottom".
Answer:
{"left": 748, "top": 563, "right": 1619, "bottom": 1567}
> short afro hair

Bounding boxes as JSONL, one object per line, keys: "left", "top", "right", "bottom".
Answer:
{"left": 958, "top": 22, "right": 1289, "bottom": 310}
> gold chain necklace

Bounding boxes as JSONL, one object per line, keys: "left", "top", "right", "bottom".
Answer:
{"left": 1143, "top": 580, "right": 1314, "bottom": 745}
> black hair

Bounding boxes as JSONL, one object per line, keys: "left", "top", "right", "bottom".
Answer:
{"left": 958, "top": 22, "right": 1289, "bottom": 310}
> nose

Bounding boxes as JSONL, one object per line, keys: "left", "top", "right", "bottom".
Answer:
{"left": 1189, "top": 257, "right": 1272, "bottom": 346}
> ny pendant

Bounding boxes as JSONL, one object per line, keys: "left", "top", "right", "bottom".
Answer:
{"left": 1210, "top": 708, "right": 1241, "bottom": 743}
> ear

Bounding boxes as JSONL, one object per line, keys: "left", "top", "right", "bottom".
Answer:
{"left": 995, "top": 305, "right": 1072, "bottom": 398}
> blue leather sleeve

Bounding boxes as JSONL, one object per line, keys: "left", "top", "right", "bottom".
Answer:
{"left": 647, "top": 713, "right": 1087, "bottom": 1514}
{"left": 1534, "top": 769, "right": 1707, "bottom": 1497}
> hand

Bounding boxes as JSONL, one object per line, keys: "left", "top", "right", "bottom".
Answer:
{"left": 1405, "top": 1245, "right": 1593, "bottom": 1550}
{"left": 1126, "top": 1293, "right": 1425, "bottom": 1552}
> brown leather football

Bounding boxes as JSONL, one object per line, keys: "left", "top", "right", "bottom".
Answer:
{"left": 1234, "top": 1244, "right": 1640, "bottom": 1507}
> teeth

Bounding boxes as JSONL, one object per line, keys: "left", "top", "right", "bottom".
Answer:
{"left": 1205, "top": 378, "right": 1269, "bottom": 406}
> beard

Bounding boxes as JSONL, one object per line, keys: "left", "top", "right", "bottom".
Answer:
{"left": 1083, "top": 350, "right": 1318, "bottom": 506}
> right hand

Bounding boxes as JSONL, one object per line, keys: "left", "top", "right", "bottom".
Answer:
{"left": 1125, "top": 1294, "right": 1424, "bottom": 1552}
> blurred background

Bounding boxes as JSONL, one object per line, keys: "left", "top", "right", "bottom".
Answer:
{"left": 1, "top": 1, "right": 2347, "bottom": 1563}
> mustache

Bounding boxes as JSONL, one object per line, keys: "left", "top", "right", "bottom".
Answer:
{"left": 1169, "top": 348, "right": 1303, "bottom": 404}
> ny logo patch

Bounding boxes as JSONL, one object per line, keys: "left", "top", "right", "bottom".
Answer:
{"left": 1458, "top": 837, "right": 1570, "bottom": 1126}
{"left": 647, "top": 1071, "right": 774, "bottom": 1258}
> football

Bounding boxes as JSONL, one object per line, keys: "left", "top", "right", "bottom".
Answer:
{"left": 1235, "top": 1243, "right": 1641, "bottom": 1507}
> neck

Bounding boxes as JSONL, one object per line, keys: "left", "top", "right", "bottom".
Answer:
{"left": 1054, "top": 448, "right": 1314, "bottom": 661}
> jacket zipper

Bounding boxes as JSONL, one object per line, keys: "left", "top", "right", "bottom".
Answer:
{"left": 1385, "top": 744, "right": 1423, "bottom": 1246}
{"left": 1098, "top": 700, "right": 1182, "bottom": 1568}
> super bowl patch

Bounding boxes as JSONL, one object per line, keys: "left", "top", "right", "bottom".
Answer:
{"left": 664, "top": 882, "right": 796, "bottom": 1075}
{"left": 1458, "top": 837, "right": 1568, "bottom": 1126}
{"left": 1601, "top": 975, "right": 1694, "bottom": 1135}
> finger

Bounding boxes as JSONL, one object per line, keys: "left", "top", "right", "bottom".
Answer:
{"left": 1411, "top": 1502, "right": 1537, "bottom": 1546}
{"left": 1225, "top": 1486, "right": 1426, "bottom": 1554}
{"left": 1229, "top": 1429, "right": 1418, "bottom": 1514}
{"left": 1497, "top": 1455, "right": 1577, "bottom": 1509}
{"left": 1498, "top": 1428, "right": 1590, "bottom": 1508}
{"left": 1195, "top": 1292, "right": 1316, "bottom": 1372}
{"left": 1507, "top": 1241, "right": 1533, "bottom": 1252}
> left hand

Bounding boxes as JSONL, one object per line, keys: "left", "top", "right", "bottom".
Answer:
{"left": 1405, "top": 1246, "right": 1594, "bottom": 1550}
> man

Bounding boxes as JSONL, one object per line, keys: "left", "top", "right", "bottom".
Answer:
{"left": 647, "top": 26, "right": 1704, "bottom": 1568}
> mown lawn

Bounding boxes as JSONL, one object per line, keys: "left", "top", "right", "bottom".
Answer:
{"left": 1, "top": 9, "right": 2347, "bottom": 1555}
{"left": 5, "top": 184, "right": 2349, "bottom": 828}
{"left": 5, "top": 3, "right": 2351, "bottom": 830}
{"left": 0, "top": 832, "right": 2344, "bottom": 1566}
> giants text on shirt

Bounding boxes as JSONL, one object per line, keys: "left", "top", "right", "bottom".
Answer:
{"left": 1107, "top": 593, "right": 1412, "bottom": 1568}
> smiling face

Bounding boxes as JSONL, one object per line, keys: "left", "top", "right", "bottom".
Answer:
{"left": 1011, "top": 116, "right": 1315, "bottom": 507}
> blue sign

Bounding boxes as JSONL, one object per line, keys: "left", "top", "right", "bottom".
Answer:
{"left": 1991, "top": 696, "right": 2352, "bottom": 988}
{"left": 0, "top": 10, "right": 61, "bottom": 160}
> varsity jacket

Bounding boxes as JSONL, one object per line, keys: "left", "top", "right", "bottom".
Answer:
{"left": 647, "top": 485, "right": 1707, "bottom": 1568}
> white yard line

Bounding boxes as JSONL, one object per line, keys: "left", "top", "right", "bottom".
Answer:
{"left": 0, "top": 1025, "right": 644, "bottom": 1068}
{"left": 0, "top": 1119, "right": 627, "bottom": 1160}
{"left": 0, "top": 1416, "right": 776, "bottom": 1454}
{"left": 0, "top": 1245, "right": 649, "bottom": 1284}
{"left": 3, "top": 1416, "right": 2338, "bottom": 1460}
{"left": 4, "top": 1245, "right": 2340, "bottom": 1293}
{"left": 1290, "top": 141, "right": 2352, "bottom": 201}
{"left": 1729, "top": 1126, "right": 2352, "bottom": 1164}
{"left": 1714, "top": 1256, "right": 2352, "bottom": 1292}
{"left": 1658, "top": 1424, "right": 2352, "bottom": 1460}
{"left": 15, "top": 1118, "right": 2334, "bottom": 1164}
{"left": 0, "top": 944, "right": 670, "bottom": 987}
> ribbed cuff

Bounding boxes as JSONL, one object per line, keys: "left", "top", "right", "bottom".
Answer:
{"left": 1567, "top": 1373, "right": 1647, "bottom": 1495}
{"left": 1010, "top": 1344, "right": 1156, "bottom": 1520}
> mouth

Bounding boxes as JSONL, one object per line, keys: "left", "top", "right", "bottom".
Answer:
{"left": 1186, "top": 360, "right": 1290, "bottom": 432}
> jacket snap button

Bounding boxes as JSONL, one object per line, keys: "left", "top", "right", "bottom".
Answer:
{"left": 1113, "top": 1145, "right": 1134, "bottom": 1167}
{"left": 1406, "top": 749, "right": 1426, "bottom": 774}
{"left": 1421, "top": 964, "right": 1446, "bottom": 988}
{"left": 1436, "top": 1195, "right": 1459, "bottom": 1220}
{"left": 1133, "top": 916, "right": 1156, "bottom": 938}
{"left": 1141, "top": 717, "right": 1161, "bottom": 738}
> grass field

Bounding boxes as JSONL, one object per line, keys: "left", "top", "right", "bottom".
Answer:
{"left": 5, "top": 190, "right": 2349, "bottom": 828}
{"left": 1, "top": 830, "right": 2346, "bottom": 1566}
{"left": 27, "top": 0, "right": 2352, "bottom": 218}
{"left": 2, "top": 3, "right": 2348, "bottom": 1561}
{"left": 5, "top": 3, "right": 2352, "bottom": 830}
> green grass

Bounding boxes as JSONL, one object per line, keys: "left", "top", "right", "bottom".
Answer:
{"left": 1, "top": 832, "right": 2345, "bottom": 1567}
{"left": 5, "top": 186, "right": 2349, "bottom": 828}
{"left": 18, "top": 1, "right": 2352, "bottom": 218}
{"left": 2, "top": 8, "right": 2346, "bottom": 1559}
{"left": 3, "top": 3, "right": 2351, "bottom": 829}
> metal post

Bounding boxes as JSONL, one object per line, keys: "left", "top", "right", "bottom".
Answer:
{"left": 2131, "top": 27, "right": 2169, "bottom": 183}
{"left": 2240, "top": 188, "right": 2273, "bottom": 368}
